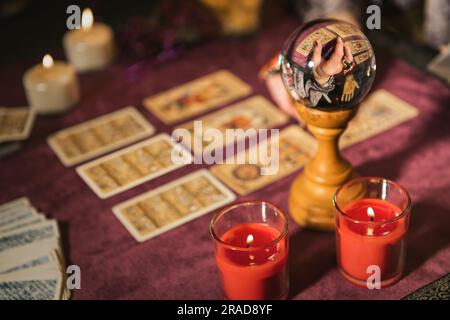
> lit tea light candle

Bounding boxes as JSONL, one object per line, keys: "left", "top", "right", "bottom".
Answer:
{"left": 63, "top": 8, "right": 115, "bottom": 72}
{"left": 23, "top": 54, "right": 80, "bottom": 114}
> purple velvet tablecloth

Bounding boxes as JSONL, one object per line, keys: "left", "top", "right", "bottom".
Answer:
{"left": 0, "top": 19, "right": 449, "bottom": 300}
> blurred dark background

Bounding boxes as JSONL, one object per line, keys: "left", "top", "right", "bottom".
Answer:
{"left": 0, "top": 0, "right": 441, "bottom": 70}
{"left": 0, "top": 0, "right": 167, "bottom": 64}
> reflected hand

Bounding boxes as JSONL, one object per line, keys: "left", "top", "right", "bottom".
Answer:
{"left": 312, "top": 37, "right": 353, "bottom": 85}
{"left": 341, "top": 74, "right": 359, "bottom": 102}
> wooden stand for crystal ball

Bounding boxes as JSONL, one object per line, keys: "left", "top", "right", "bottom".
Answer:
{"left": 289, "top": 101, "right": 364, "bottom": 231}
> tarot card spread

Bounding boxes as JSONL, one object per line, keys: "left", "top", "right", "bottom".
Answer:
{"left": 296, "top": 23, "right": 365, "bottom": 57}
{"left": 143, "top": 70, "right": 252, "bottom": 124}
{"left": 175, "top": 95, "right": 289, "bottom": 157}
{"left": 210, "top": 125, "right": 317, "bottom": 196}
{"left": 113, "top": 169, "right": 235, "bottom": 242}
{"left": 77, "top": 133, "right": 192, "bottom": 199}
{"left": 48, "top": 107, "right": 155, "bottom": 167}
{"left": 0, "top": 107, "right": 35, "bottom": 143}
{"left": 0, "top": 197, "right": 70, "bottom": 300}
{"left": 209, "top": 90, "right": 418, "bottom": 195}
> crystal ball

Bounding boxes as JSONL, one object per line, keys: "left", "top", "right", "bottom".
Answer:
{"left": 280, "top": 19, "right": 376, "bottom": 109}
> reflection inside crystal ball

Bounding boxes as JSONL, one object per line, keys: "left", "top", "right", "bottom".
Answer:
{"left": 280, "top": 19, "right": 376, "bottom": 109}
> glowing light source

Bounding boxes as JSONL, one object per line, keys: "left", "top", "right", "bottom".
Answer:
{"left": 81, "top": 8, "right": 94, "bottom": 30}
{"left": 367, "top": 207, "right": 375, "bottom": 236}
{"left": 367, "top": 207, "right": 375, "bottom": 221}
{"left": 246, "top": 234, "right": 254, "bottom": 247}
{"left": 42, "top": 54, "right": 54, "bottom": 68}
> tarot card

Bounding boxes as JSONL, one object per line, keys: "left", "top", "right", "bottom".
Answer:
{"left": 0, "top": 266, "right": 63, "bottom": 300}
{"left": 76, "top": 133, "right": 192, "bottom": 199}
{"left": 325, "top": 23, "right": 364, "bottom": 38}
{"left": 0, "top": 250, "right": 60, "bottom": 274}
{"left": 48, "top": 107, "right": 155, "bottom": 167}
{"left": 176, "top": 95, "right": 289, "bottom": 156}
{"left": 0, "top": 220, "right": 60, "bottom": 256}
{"left": 427, "top": 50, "right": 450, "bottom": 84}
{"left": 339, "top": 90, "right": 419, "bottom": 148}
{"left": 0, "top": 198, "right": 67, "bottom": 300}
{"left": 0, "top": 212, "right": 45, "bottom": 235}
{"left": 354, "top": 50, "right": 371, "bottom": 65}
{"left": 296, "top": 28, "right": 335, "bottom": 56}
{"left": 0, "top": 107, "right": 35, "bottom": 143}
{"left": 0, "top": 278, "right": 61, "bottom": 300}
{"left": 0, "top": 205, "right": 39, "bottom": 229}
{"left": 210, "top": 125, "right": 317, "bottom": 195}
{"left": 0, "top": 198, "right": 40, "bottom": 229}
{"left": 0, "top": 240, "right": 62, "bottom": 274}
{"left": 113, "top": 169, "right": 236, "bottom": 242}
{"left": 143, "top": 70, "right": 252, "bottom": 124}
{"left": 0, "top": 197, "right": 30, "bottom": 214}
{"left": 0, "top": 276, "right": 62, "bottom": 300}
{"left": 347, "top": 39, "right": 370, "bottom": 55}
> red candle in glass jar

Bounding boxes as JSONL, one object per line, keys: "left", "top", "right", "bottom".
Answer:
{"left": 216, "top": 223, "right": 288, "bottom": 300}
{"left": 334, "top": 177, "right": 411, "bottom": 288}
{"left": 211, "top": 202, "right": 289, "bottom": 300}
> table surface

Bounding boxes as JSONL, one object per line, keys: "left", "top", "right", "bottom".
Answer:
{"left": 1, "top": 19, "right": 449, "bottom": 300}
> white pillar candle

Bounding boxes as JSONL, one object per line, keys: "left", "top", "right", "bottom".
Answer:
{"left": 63, "top": 8, "right": 115, "bottom": 72}
{"left": 23, "top": 54, "right": 80, "bottom": 114}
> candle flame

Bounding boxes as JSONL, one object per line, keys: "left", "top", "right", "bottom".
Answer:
{"left": 246, "top": 234, "right": 254, "bottom": 247}
{"left": 81, "top": 8, "right": 94, "bottom": 30}
{"left": 367, "top": 207, "right": 375, "bottom": 221}
{"left": 367, "top": 207, "right": 375, "bottom": 236}
{"left": 42, "top": 54, "right": 54, "bottom": 68}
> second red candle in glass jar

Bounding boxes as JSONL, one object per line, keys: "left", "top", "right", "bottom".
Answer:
{"left": 210, "top": 201, "right": 289, "bottom": 300}
{"left": 333, "top": 177, "right": 411, "bottom": 288}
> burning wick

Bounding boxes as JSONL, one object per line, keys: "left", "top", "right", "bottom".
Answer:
{"left": 367, "top": 207, "right": 375, "bottom": 236}
{"left": 367, "top": 207, "right": 375, "bottom": 222}
{"left": 246, "top": 234, "right": 254, "bottom": 248}
{"left": 246, "top": 234, "right": 255, "bottom": 261}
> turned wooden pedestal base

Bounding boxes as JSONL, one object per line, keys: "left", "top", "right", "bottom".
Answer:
{"left": 289, "top": 102, "right": 364, "bottom": 231}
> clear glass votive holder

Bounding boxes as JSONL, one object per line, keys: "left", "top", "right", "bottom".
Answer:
{"left": 210, "top": 201, "right": 289, "bottom": 300}
{"left": 334, "top": 177, "right": 411, "bottom": 288}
